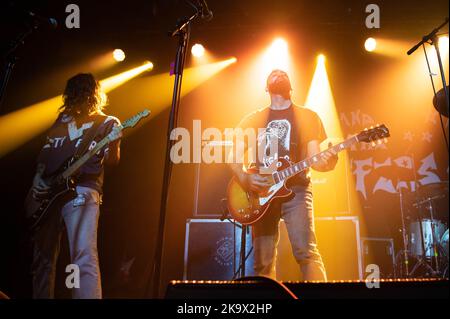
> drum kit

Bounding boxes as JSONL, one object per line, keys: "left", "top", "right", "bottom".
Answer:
{"left": 396, "top": 181, "right": 449, "bottom": 278}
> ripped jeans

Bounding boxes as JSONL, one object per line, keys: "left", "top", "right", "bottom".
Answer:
{"left": 252, "top": 186, "right": 327, "bottom": 281}
{"left": 31, "top": 186, "right": 102, "bottom": 299}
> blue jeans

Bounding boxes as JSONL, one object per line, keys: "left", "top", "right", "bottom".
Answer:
{"left": 32, "top": 186, "right": 102, "bottom": 299}
{"left": 252, "top": 186, "right": 327, "bottom": 281}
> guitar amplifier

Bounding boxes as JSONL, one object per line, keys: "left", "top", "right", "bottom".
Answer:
{"left": 193, "top": 162, "right": 232, "bottom": 217}
{"left": 184, "top": 217, "right": 363, "bottom": 281}
{"left": 277, "top": 216, "right": 363, "bottom": 281}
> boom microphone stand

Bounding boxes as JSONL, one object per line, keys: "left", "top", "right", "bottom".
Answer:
{"left": 148, "top": 1, "right": 212, "bottom": 297}
{"left": 0, "top": 24, "right": 37, "bottom": 112}
{"left": 407, "top": 18, "right": 450, "bottom": 151}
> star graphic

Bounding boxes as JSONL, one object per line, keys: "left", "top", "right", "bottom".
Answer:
{"left": 422, "top": 132, "right": 433, "bottom": 143}
{"left": 403, "top": 131, "right": 414, "bottom": 142}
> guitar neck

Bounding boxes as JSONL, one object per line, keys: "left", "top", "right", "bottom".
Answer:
{"left": 54, "top": 108, "right": 150, "bottom": 181}
{"left": 61, "top": 135, "right": 112, "bottom": 179}
{"left": 275, "top": 135, "right": 358, "bottom": 182}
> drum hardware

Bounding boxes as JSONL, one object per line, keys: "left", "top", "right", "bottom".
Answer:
{"left": 394, "top": 174, "right": 448, "bottom": 278}
{"left": 404, "top": 182, "right": 448, "bottom": 278}
{"left": 396, "top": 186, "right": 410, "bottom": 277}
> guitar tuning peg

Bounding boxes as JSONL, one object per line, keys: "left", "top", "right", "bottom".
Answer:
{"left": 383, "top": 138, "right": 388, "bottom": 144}
{"left": 377, "top": 139, "right": 383, "bottom": 145}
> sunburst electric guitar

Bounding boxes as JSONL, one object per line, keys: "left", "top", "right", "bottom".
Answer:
{"left": 227, "top": 124, "right": 390, "bottom": 225}
{"left": 24, "top": 109, "right": 150, "bottom": 230}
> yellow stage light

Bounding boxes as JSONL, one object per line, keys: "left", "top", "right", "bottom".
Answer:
{"left": 305, "top": 54, "right": 364, "bottom": 260}
{"left": 106, "top": 57, "right": 238, "bottom": 122}
{"left": 191, "top": 44, "right": 206, "bottom": 58}
{"left": 306, "top": 55, "right": 341, "bottom": 138}
{"left": 264, "top": 38, "right": 289, "bottom": 72}
{"left": 318, "top": 54, "right": 326, "bottom": 64}
{"left": 249, "top": 37, "right": 293, "bottom": 96}
{"left": 0, "top": 61, "right": 154, "bottom": 157}
{"left": 365, "top": 38, "right": 377, "bottom": 52}
{"left": 100, "top": 61, "right": 153, "bottom": 92}
{"left": 113, "top": 49, "right": 126, "bottom": 62}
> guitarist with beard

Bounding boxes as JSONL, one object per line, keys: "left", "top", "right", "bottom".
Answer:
{"left": 30, "top": 73, "right": 122, "bottom": 298}
{"left": 229, "top": 70, "right": 338, "bottom": 281}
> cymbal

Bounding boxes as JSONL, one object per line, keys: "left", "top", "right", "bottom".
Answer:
{"left": 433, "top": 86, "right": 449, "bottom": 118}
{"left": 406, "top": 181, "right": 448, "bottom": 206}
{"left": 416, "top": 181, "right": 448, "bottom": 198}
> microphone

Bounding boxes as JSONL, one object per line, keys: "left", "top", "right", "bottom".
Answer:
{"left": 28, "top": 11, "right": 58, "bottom": 28}
{"left": 198, "top": 0, "right": 213, "bottom": 21}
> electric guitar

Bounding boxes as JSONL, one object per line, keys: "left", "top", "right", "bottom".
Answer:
{"left": 24, "top": 109, "right": 150, "bottom": 230}
{"left": 227, "top": 124, "right": 390, "bottom": 225}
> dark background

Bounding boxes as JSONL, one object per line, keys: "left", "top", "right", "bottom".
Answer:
{"left": 0, "top": 0, "right": 448, "bottom": 298}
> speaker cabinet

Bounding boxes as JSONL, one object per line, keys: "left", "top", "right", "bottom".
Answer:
{"left": 183, "top": 219, "right": 255, "bottom": 280}
{"left": 184, "top": 217, "right": 363, "bottom": 281}
{"left": 193, "top": 163, "right": 232, "bottom": 217}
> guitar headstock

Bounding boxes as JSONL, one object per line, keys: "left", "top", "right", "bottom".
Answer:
{"left": 357, "top": 124, "right": 390, "bottom": 145}
{"left": 122, "top": 109, "right": 151, "bottom": 129}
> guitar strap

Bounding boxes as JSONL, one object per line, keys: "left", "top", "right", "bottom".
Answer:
{"left": 73, "top": 115, "right": 106, "bottom": 160}
{"left": 289, "top": 104, "right": 301, "bottom": 162}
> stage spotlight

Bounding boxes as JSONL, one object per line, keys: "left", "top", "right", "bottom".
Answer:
{"left": 365, "top": 38, "right": 377, "bottom": 52}
{"left": 192, "top": 44, "right": 205, "bottom": 58}
{"left": 318, "top": 54, "right": 326, "bottom": 63}
{"left": 143, "top": 60, "right": 154, "bottom": 69}
{"left": 267, "top": 38, "right": 289, "bottom": 70}
{"left": 101, "top": 61, "right": 154, "bottom": 92}
{"left": 113, "top": 49, "right": 126, "bottom": 62}
{"left": 439, "top": 36, "right": 449, "bottom": 54}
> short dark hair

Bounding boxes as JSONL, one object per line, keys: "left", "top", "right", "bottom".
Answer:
{"left": 59, "top": 73, "right": 105, "bottom": 116}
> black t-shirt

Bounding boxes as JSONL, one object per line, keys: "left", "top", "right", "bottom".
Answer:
{"left": 37, "top": 112, "right": 120, "bottom": 193}
{"left": 237, "top": 104, "right": 327, "bottom": 186}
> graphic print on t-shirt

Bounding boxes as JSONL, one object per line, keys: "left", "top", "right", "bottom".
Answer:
{"left": 257, "top": 119, "right": 292, "bottom": 169}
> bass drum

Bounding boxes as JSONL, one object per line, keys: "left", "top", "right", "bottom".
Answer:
{"left": 409, "top": 219, "right": 447, "bottom": 258}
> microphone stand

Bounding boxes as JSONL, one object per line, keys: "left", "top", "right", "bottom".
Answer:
{"left": 407, "top": 18, "right": 450, "bottom": 151}
{"left": 148, "top": 9, "right": 201, "bottom": 298}
{"left": 0, "top": 24, "right": 38, "bottom": 113}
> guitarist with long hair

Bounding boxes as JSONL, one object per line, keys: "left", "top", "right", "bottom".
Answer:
{"left": 229, "top": 70, "right": 338, "bottom": 281}
{"left": 30, "top": 73, "right": 122, "bottom": 298}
